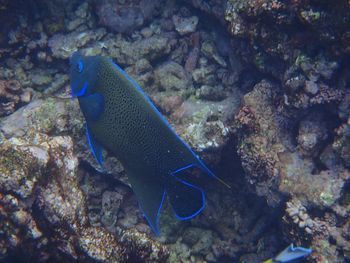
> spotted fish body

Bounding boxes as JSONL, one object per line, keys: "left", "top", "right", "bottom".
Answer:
{"left": 70, "top": 52, "right": 218, "bottom": 234}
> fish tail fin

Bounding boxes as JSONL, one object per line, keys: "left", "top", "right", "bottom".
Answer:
{"left": 166, "top": 164, "right": 206, "bottom": 220}
{"left": 196, "top": 159, "right": 231, "bottom": 189}
{"left": 213, "top": 175, "right": 231, "bottom": 189}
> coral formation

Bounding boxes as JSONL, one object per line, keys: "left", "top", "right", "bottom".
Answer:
{"left": 95, "top": 0, "right": 162, "bottom": 34}
{"left": 0, "top": 79, "right": 33, "bottom": 117}
{"left": 0, "top": 0, "right": 349, "bottom": 262}
{"left": 0, "top": 98, "right": 169, "bottom": 262}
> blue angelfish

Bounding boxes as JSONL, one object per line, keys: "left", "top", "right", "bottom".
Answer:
{"left": 69, "top": 52, "right": 228, "bottom": 235}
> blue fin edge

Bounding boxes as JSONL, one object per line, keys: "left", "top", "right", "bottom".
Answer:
{"left": 71, "top": 81, "right": 88, "bottom": 99}
{"left": 139, "top": 163, "right": 207, "bottom": 235}
{"left": 138, "top": 190, "right": 166, "bottom": 236}
{"left": 85, "top": 125, "right": 103, "bottom": 165}
{"left": 170, "top": 163, "right": 206, "bottom": 221}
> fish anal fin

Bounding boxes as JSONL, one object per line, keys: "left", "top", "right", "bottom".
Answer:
{"left": 85, "top": 125, "right": 103, "bottom": 165}
{"left": 127, "top": 169, "right": 165, "bottom": 235}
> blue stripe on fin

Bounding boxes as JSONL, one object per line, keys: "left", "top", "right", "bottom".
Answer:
{"left": 138, "top": 190, "right": 166, "bottom": 236}
{"left": 85, "top": 124, "right": 103, "bottom": 165}
{"left": 171, "top": 163, "right": 195, "bottom": 174}
{"left": 76, "top": 82, "right": 89, "bottom": 97}
{"left": 168, "top": 164, "right": 205, "bottom": 220}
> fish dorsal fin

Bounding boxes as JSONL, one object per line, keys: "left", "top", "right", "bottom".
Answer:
{"left": 85, "top": 124, "right": 103, "bottom": 165}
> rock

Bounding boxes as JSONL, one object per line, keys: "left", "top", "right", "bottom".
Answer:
{"left": 235, "top": 80, "right": 286, "bottom": 203}
{"left": 152, "top": 93, "right": 184, "bottom": 115}
{"left": 48, "top": 28, "right": 106, "bottom": 59}
{"left": 105, "top": 35, "right": 171, "bottom": 66}
{"left": 201, "top": 41, "right": 227, "bottom": 67}
{"left": 79, "top": 227, "right": 126, "bottom": 262}
{"left": 43, "top": 73, "right": 69, "bottom": 94}
{"left": 172, "top": 96, "right": 239, "bottom": 154}
{"left": 297, "top": 114, "right": 328, "bottom": 157}
{"left": 172, "top": 15, "right": 198, "bottom": 35}
{"left": 0, "top": 97, "right": 127, "bottom": 183}
{"left": 319, "top": 144, "right": 341, "bottom": 170}
{"left": 169, "top": 241, "right": 191, "bottom": 262}
{"left": 0, "top": 137, "right": 50, "bottom": 198}
{"left": 279, "top": 152, "right": 348, "bottom": 208}
{"left": 1, "top": 98, "right": 79, "bottom": 138}
{"left": 333, "top": 122, "right": 350, "bottom": 167}
{"left": 185, "top": 47, "right": 200, "bottom": 72}
{"left": 154, "top": 61, "right": 192, "bottom": 91}
{"left": 125, "top": 59, "right": 154, "bottom": 92}
{"left": 0, "top": 97, "right": 169, "bottom": 262}
{"left": 195, "top": 85, "right": 227, "bottom": 101}
{"left": 0, "top": 80, "right": 33, "bottom": 117}
{"left": 182, "top": 227, "right": 201, "bottom": 246}
{"left": 120, "top": 229, "right": 169, "bottom": 262}
{"left": 234, "top": 75, "right": 350, "bottom": 261}
{"left": 66, "top": 2, "right": 91, "bottom": 31}
{"left": 191, "top": 229, "right": 214, "bottom": 255}
{"left": 30, "top": 71, "right": 53, "bottom": 86}
{"left": 140, "top": 27, "right": 154, "bottom": 38}
{"left": 182, "top": 0, "right": 226, "bottom": 25}
{"left": 192, "top": 61, "right": 217, "bottom": 86}
{"left": 101, "top": 187, "right": 129, "bottom": 231}
{"left": 304, "top": 80, "right": 319, "bottom": 95}
{"left": 95, "top": 0, "right": 162, "bottom": 34}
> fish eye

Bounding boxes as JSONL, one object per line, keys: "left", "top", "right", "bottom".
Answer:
{"left": 77, "top": 61, "right": 84, "bottom": 73}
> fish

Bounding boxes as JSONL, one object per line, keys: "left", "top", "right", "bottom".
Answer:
{"left": 69, "top": 52, "right": 228, "bottom": 235}
{"left": 262, "top": 244, "right": 312, "bottom": 263}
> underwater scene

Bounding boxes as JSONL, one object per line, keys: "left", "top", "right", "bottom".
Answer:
{"left": 0, "top": 0, "right": 349, "bottom": 262}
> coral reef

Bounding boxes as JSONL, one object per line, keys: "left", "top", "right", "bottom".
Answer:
{"left": 0, "top": 79, "right": 33, "bottom": 117}
{"left": 0, "top": 98, "right": 169, "bottom": 262}
{"left": 95, "top": 0, "right": 162, "bottom": 34}
{"left": 235, "top": 78, "right": 350, "bottom": 261}
{"left": 0, "top": 0, "right": 349, "bottom": 262}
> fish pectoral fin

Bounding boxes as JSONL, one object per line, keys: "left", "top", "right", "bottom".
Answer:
{"left": 79, "top": 93, "right": 104, "bottom": 121}
{"left": 127, "top": 169, "right": 165, "bottom": 235}
{"left": 85, "top": 124, "right": 103, "bottom": 165}
{"left": 166, "top": 166, "right": 205, "bottom": 220}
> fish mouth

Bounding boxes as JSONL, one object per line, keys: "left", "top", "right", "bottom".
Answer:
{"left": 71, "top": 81, "right": 89, "bottom": 99}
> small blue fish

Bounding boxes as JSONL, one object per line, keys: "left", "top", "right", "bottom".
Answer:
{"left": 69, "top": 52, "right": 228, "bottom": 235}
{"left": 263, "top": 244, "right": 312, "bottom": 263}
